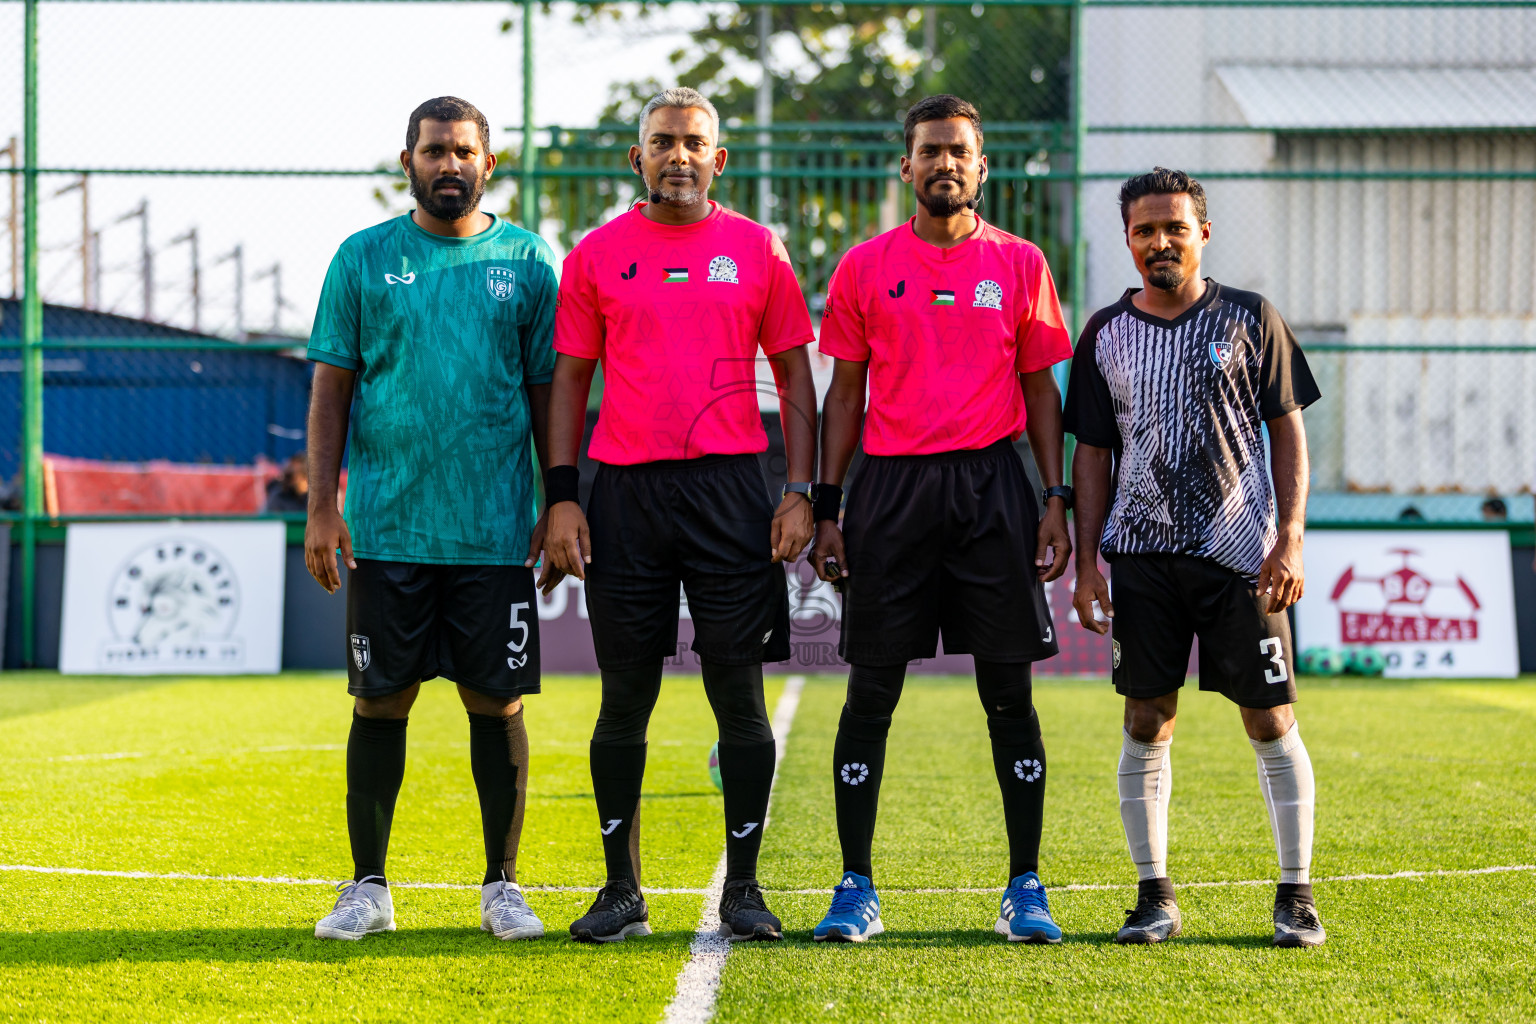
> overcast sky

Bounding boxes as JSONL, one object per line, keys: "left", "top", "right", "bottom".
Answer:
{"left": 0, "top": 2, "right": 720, "bottom": 335}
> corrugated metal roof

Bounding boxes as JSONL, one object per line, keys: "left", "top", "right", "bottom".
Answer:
{"left": 1214, "top": 65, "right": 1536, "bottom": 130}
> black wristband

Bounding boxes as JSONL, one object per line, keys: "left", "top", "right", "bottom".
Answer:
{"left": 544, "top": 465, "right": 580, "bottom": 507}
{"left": 812, "top": 483, "right": 844, "bottom": 523}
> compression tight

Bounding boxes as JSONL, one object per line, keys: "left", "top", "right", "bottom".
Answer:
{"left": 589, "top": 660, "right": 776, "bottom": 885}
{"left": 834, "top": 659, "right": 1047, "bottom": 882}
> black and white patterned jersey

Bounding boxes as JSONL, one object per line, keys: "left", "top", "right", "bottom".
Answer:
{"left": 1063, "top": 280, "right": 1320, "bottom": 580}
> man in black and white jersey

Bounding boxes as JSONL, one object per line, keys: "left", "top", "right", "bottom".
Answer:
{"left": 1064, "top": 168, "right": 1325, "bottom": 948}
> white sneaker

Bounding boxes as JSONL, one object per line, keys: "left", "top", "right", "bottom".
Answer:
{"left": 482, "top": 880, "right": 544, "bottom": 940}
{"left": 315, "top": 877, "right": 395, "bottom": 940}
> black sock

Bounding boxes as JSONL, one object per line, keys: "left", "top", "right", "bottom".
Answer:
{"left": 590, "top": 741, "right": 647, "bottom": 885}
{"left": 833, "top": 705, "right": 893, "bottom": 881}
{"left": 1140, "top": 877, "right": 1177, "bottom": 903}
{"left": 1277, "top": 881, "right": 1314, "bottom": 904}
{"left": 718, "top": 739, "right": 777, "bottom": 884}
{"left": 987, "top": 708, "right": 1047, "bottom": 879}
{"left": 346, "top": 711, "right": 408, "bottom": 886}
{"left": 469, "top": 708, "right": 529, "bottom": 887}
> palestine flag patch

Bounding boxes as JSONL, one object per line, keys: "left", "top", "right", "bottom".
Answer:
{"left": 663, "top": 268, "right": 689, "bottom": 284}
{"left": 931, "top": 289, "right": 956, "bottom": 306}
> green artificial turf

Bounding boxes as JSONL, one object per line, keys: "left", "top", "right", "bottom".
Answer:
{"left": 2, "top": 671, "right": 1534, "bottom": 1023}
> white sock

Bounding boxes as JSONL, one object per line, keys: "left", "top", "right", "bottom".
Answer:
{"left": 1251, "top": 721, "right": 1315, "bottom": 885}
{"left": 1118, "top": 730, "right": 1172, "bottom": 881}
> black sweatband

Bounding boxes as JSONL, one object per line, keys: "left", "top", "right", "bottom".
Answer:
{"left": 812, "top": 483, "right": 844, "bottom": 523}
{"left": 544, "top": 465, "right": 580, "bottom": 506}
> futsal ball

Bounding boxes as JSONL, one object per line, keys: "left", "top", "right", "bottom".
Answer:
{"left": 1345, "top": 646, "right": 1387, "bottom": 677}
{"left": 1300, "top": 645, "right": 1347, "bottom": 676}
{"left": 708, "top": 741, "right": 722, "bottom": 792}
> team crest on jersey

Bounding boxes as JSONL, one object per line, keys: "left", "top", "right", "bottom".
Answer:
{"left": 350, "top": 634, "right": 371, "bottom": 672}
{"left": 707, "top": 255, "right": 739, "bottom": 283}
{"left": 1209, "top": 339, "right": 1234, "bottom": 369}
{"left": 486, "top": 266, "right": 517, "bottom": 301}
{"left": 974, "top": 279, "right": 1004, "bottom": 310}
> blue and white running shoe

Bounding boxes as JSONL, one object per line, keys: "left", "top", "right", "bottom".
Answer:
{"left": 813, "top": 871, "right": 883, "bottom": 943}
{"left": 995, "top": 872, "right": 1062, "bottom": 944}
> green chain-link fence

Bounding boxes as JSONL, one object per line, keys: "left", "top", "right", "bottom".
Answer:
{"left": 4, "top": 0, "right": 1535, "bottom": 663}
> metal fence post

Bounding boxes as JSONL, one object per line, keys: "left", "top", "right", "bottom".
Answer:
{"left": 520, "top": 0, "right": 538, "bottom": 232}
{"left": 20, "top": 0, "right": 42, "bottom": 667}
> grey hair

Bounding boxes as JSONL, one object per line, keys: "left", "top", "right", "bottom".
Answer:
{"left": 637, "top": 87, "right": 720, "bottom": 147}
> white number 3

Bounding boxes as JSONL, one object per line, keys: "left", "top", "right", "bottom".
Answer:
{"left": 1260, "top": 636, "right": 1288, "bottom": 684}
{"left": 507, "top": 602, "right": 531, "bottom": 668}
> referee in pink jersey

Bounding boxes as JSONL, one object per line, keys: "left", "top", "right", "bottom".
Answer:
{"left": 808, "top": 95, "right": 1074, "bottom": 945}
{"left": 541, "top": 88, "right": 817, "bottom": 944}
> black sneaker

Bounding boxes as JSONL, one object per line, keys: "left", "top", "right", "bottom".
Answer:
{"left": 717, "top": 881, "right": 783, "bottom": 941}
{"left": 1115, "top": 897, "right": 1182, "bottom": 944}
{"left": 569, "top": 880, "right": 651, "bottom": 943}
{"left": 1273, "top": 891, "right": 1326, "bottom": 948}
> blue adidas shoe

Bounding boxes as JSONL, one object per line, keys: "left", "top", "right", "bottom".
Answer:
{"left": 813, "top": 872, "right": 884, "bottom": 943}
{"left": 995, "top": 872, "right": 1062, "bottom": 943}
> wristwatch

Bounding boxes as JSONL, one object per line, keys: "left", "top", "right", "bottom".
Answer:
{"left": 783, "top": 482, "right": 813, "bottom": 501}
{"left": 1042, "top": 485, "right": 1074, "bottom": 509}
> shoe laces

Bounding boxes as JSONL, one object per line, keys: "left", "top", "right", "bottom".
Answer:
{"left": 331, "top": 876, "right": 383, "bottom": 915}
{"left": 1124, "top": 896, "right": 1170, "bottom": 920}
{"left": 1006, "top": 882, "right": 1049, "bottom": 916}
{"left": 1276, "top": 896, "right": 1320, "bottom": 929}
{"left": 722, "top": 882, "right": 768, "bottom": 914}
{"left": 589, "top": 881, "right": 641, "bottom": 915}
{"left": 829, "top": 884, "right": 871, "bottom": 915}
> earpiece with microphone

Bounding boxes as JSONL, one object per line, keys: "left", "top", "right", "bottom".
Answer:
{"left": 965, "top": 171, "right": 987, "bottom": 211}
{"left": 635, "top": 155, "right": 662, "bottom": 204}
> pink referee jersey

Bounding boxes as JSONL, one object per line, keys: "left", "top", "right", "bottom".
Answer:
{"left": 818, "top": 217, "right": 1073, "bottom": 456}
{"left": 553, "top": 202, "right": 814, "bottom": 465}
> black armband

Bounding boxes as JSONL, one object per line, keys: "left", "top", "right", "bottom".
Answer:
{"left": 812, "top": 483, "right": 844, "bottom": 523}
{"left": 544, "top": 465, "right": 581, "bottom": 507}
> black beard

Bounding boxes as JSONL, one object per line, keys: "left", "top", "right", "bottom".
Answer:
{"left": 409, "top": 165, "right": 488, "bottom": 222}
{"left": 918, "top": 175, "right": 975, "bottom": 217}
{"left": 1145, "top": 247, "right": 1185, "bottom": 290}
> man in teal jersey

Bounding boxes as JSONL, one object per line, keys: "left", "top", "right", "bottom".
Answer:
{"left": 304, "top": 96, "right": 554, "bottom": 943}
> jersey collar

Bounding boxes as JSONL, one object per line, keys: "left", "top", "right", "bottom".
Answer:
{"left": 1119, "top": 277, "right": 1221, "bottom": 330}
{"left": 403, "top": 210, "right": 504, "bottom": 246}
{"left": 902, "top": 214, "right": 986, "bottom": 262}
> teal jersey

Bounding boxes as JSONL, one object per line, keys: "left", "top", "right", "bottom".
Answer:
{"left": 308, "top": 213, "right": 557, "bottom": 565}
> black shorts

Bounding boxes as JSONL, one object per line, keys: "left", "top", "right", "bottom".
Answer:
{"left": 345, "top": 559, "right": 541, "bottom": 698}
{"left": 1110, "top": 553, "right": 1297, "bottom": 708}
{"left": 839, "top": 439, "right": 1058, "bottom": 666}
{"left": 583, "top": 454, "right": 791, "bottom": 670}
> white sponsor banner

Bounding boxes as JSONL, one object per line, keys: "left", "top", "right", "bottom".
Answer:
{"left": 1297, "top": 530, "right": 1518, "bottom": 679}
{"left": 60, "top": 521, "right": 286, "bottom": 675}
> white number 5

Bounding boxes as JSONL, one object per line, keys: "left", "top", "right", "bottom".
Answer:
{"left": 1260, "top": 636, "right": 1287, "bottom": 684}
{"left": 507, "top": 602, "right": 531, "bottom": 668}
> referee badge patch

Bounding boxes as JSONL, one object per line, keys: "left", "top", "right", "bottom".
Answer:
{"left": 707, "top": 255, "right": 739, "bottom": 283}
{"left": 974, "top": 279, "right": 1004, "bottom": 310}
{"left": 1112, "top": 639, "right": 1122, "bottom": 669}
{"left": 486, "top": 266, "right": 517, "bottom": 301}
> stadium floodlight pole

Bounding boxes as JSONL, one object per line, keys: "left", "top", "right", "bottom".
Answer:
{"left": 114, "top": 199, "right": 152, "bottom": 321}
{"left": 520, "top": 0, "right": 538, "bottom": 232}
{"left": 254, "top": 261, "right": 282, "bottom": 334}
{"left": 170, "top": 228, "right": 201, "bottom": 333}
{"left": 755, "top": 4, "right": 772, "bottom": 222}
{"left": 214, "top": 243, "right": 244, "bottom": 338}
{"left": 54, "top": 175, "right": 90, "bottom": 309}
{"left": 20, "top": 0, "right": 41, "bottom": 667}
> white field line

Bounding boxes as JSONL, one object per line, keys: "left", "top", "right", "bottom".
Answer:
{"left": 3, "top": 860, "right": 1530, "bottom": 897}
{"left": 661, "top": 674, "right": 806, "bottom": 1024}
{"left": 6, "top": 865, "right": 1529, "bottom": 896}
